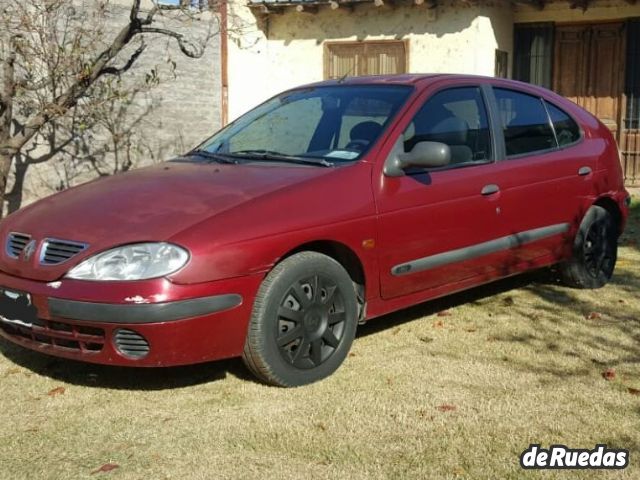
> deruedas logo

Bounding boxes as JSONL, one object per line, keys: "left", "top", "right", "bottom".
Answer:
{"left": 520, "top": 444, "right": 629, "bottom": 470}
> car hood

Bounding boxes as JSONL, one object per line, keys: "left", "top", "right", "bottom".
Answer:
{"left": 0, "top": 160, "right": 332, "bottom": 282}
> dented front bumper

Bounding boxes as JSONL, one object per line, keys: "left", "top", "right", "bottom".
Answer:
{"left": 0, "top": 270, "right": 263, "bottom": 366}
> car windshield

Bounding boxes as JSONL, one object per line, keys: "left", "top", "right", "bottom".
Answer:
{"left": 194, "top": 85, "right": 413, "bottom": 165}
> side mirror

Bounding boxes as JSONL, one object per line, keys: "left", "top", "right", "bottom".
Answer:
{"left": 383, "top": 139, "right": 451, "bottom": 177}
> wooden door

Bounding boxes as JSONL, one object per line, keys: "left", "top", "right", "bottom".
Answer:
{"left": 554, "top": 23, "right": 626, "bottom": 140}
{"left": 621, "top": 21, "right": 640, "bottom": 185}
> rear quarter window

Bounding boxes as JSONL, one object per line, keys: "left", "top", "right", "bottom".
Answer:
{"left": 545, "top": 101, "right": 582, "bottom": 147}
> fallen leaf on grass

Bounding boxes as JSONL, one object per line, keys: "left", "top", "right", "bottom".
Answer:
{"left": 602, "top": 368, "right": 616, "bottom": 381}
{"left": 586, "top": 312, "right": 602, "bottom": 320}
{"left": 464, "top": 327, "right": 477, "bottom": 333}
{"left": 432, "top": 320, "right": 445, "bottom": 329}
{"left": 452, "top": 466, "right": 466, "bottom": 476}
{"left": 348, "top": 352, "right": 357, "bottom": 357}
{"left": 417, "top": 409, "right": 434, "bottom": 420}
{"left": 502, "top": 296, "right": 515, "bottom": 306}
{"left": 418, "top": 335, "right": 434, "bottom": 343}
{"left": 628, "top": 388, "right": 640, "bottom": 396}
{"left": 47, "top": 386, "right": 65, "bottom": 397}
{"left": 314, "top": 422, "right": 327, "bottom": 431}
{"left": 436, "top": 404, "right": 457, "bottom": 412}
{"left": 91, "top": 463, "right": 119, "bottom": 475}
{"left": 437, "top": 310, "right": 452, "bottom": 317}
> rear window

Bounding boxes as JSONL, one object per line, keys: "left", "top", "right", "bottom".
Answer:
{"left": 494, "top": 88, "right": 556, "bottom": 157}
{"left": 545, "top": 101, "right": 581, "bottom": 147}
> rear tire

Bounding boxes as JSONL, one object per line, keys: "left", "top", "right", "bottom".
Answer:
{"left": 242, "top": 252, "right": 358, "bottom": 387}
{"left": 560, "top": 205, "right": 618, "bottom": 289}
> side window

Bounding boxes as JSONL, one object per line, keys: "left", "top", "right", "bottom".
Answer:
{"left": 545, "top": 101, "right": 581, "bottom": 147}
{"left": 403, "top": 87, "right": 492, "bottom": 166}
{"left": 336, "top": 97, "right": 395, "bottom": 150}
{"left": 494, "top": 88, "right": 557, "bottom": 157}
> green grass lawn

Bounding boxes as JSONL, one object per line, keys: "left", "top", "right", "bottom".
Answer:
{"left": 1, "top": 196, "right": 639, "bottom": 479}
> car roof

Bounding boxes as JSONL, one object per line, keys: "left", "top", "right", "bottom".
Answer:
{"left": 297, "top": 73, "right": 567, "bottom": 107}
{"left": 304, "top": 74, "right": 447, "bottom": 87}
{"left": 300, "top": 73, "right": 549, "bottom": 94}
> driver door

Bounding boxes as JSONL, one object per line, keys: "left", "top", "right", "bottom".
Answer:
{"left": 375, "top": 85, "right": 507, "bottom": 299}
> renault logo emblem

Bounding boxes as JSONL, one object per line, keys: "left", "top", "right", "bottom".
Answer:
{"left": 22, "top": 240, "right": 37, "bottom": 262}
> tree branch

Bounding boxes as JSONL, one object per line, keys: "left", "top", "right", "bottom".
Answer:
{"left": 140, "top": 5, "right": 160, "bottom": 25}
{"left": 139, "top": 27, "right": 204, "bottom": 58}
{"left": 97, "top": 42, "right": 146, "bottom": 78}
{"left": 130, "top": 0, "right": 142, "bottom": 21}
{"left": 4, "top": 18, "right": 138, "bottom": 155}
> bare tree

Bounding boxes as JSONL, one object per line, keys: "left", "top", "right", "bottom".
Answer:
{"left": 0, "top": 0, "right": 220, "bottom": 217}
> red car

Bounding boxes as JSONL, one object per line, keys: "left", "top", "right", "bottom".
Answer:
{"left": 0, "top": 75, "right": 630, "bottom": 387}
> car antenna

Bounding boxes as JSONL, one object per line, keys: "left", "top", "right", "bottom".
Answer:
{"left": 337, "top": 64, "right": 356, "bottom": 83}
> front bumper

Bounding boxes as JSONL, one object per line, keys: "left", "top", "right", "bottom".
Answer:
{"left": 0, "top": 271, "right": 263, "bottom": 366}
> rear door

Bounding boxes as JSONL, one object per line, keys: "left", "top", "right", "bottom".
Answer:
{"left": 487, "top": 86, "right": 597, "bottom": 267}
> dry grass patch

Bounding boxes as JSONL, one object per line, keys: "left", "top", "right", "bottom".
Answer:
{"left": 1, "top": 196, "right": 639, "bottom": 479}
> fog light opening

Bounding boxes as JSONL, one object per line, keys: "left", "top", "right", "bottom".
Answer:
{"left": 113, "top": 329, "right": 150, "bottom": 359}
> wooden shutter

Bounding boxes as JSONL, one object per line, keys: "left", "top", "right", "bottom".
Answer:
{"left": 325, "top": 41, "right": 407, "bottom": 79}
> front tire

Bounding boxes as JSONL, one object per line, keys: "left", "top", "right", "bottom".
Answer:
{"left": 242, "top": 252, "right": 358, "bottom": 387}
{"left": 560, "top": 205, "right": 618, "bottom": 289}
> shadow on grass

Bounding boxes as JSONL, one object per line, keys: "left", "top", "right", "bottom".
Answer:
{"left": 0, "top": 339, "right": 256, "bottom": 390}
{"left": 357, "top": 268, "right": 560, "bottom": 338}
{"left": 440, "top": 268, "right": 640, "bottom": 379}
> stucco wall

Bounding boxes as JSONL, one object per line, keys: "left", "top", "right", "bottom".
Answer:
{"left": 514, "top": 0, "right": 640, "bottom": 24}
{"left": 227, "top": 0, "right": 513, "bottom": 120}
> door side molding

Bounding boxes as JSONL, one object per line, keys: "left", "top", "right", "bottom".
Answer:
{"left": 391, "top": 223, "right": 570, "bottom": 276}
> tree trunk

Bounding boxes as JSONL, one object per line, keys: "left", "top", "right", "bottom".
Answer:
{"left": 0, "top": 153, "right": 13, "bottom": 219}
{"left": 6, "top": 159, "right": 28, "bottom": 215}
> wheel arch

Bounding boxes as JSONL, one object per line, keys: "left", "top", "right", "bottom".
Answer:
{"left": 281, "top": 240, "right": 366, "bottom": 289}
{"left": 593, "top": 196, "right": 623, "bottom": 235}
{"left": 280, "top": 240, "right": 367, "bottom": 322}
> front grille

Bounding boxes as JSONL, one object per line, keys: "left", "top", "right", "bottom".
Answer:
{"left": 40, "top": 238, "right": 88, "bottom": 265}
{"left": 114, "top": 329, "right": 150, "bottom": 359}
{"left": 6, "top": 232, "right": 31, "bottom": 258}
{"left": 0, "top": 318, "right": 105, "bottom": 353}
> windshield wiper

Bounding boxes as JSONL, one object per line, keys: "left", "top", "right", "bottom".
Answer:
{"left": 229, "top": 150, "right": 334, "bottom": 167}
{"left": 185, "top": 149, "right": 238, "bottom": 164}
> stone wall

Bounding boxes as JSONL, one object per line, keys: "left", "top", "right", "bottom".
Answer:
{"left": 17, "top": 1, "right": 222, "bottom": 209}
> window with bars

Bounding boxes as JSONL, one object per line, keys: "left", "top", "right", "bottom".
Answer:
{"left": 625, "top": 19, "right": 640, "bottom": 130}
{"left": 495, "top": 50, "right": 509, "bottom": 78}
{"left": 513, "top": 23, "right": 553, "bottom": 89}
{"left": 324, "top": 41, "right": 407, "bottom": 80}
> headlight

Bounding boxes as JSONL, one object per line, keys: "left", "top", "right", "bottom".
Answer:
{"left": 66, "top": 243, "right": 189, "bottom": 281}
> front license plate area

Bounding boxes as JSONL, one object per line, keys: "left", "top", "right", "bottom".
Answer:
{"left": 0, "top": 287, "right": 38, "bottom": 328}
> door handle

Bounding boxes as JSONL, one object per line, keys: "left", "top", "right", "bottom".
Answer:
{"left": 481, "top": 184, "right": 500, "bottom": 196}
{"left": 578, "top": 166, "right": 592, "bottom": 176}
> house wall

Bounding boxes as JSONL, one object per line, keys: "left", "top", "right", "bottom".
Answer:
{"left": 514, "top": 0, "right": 640, "bottom": 24}
{"left": 227, "top": 0, "right": 513, "bottom": 120}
